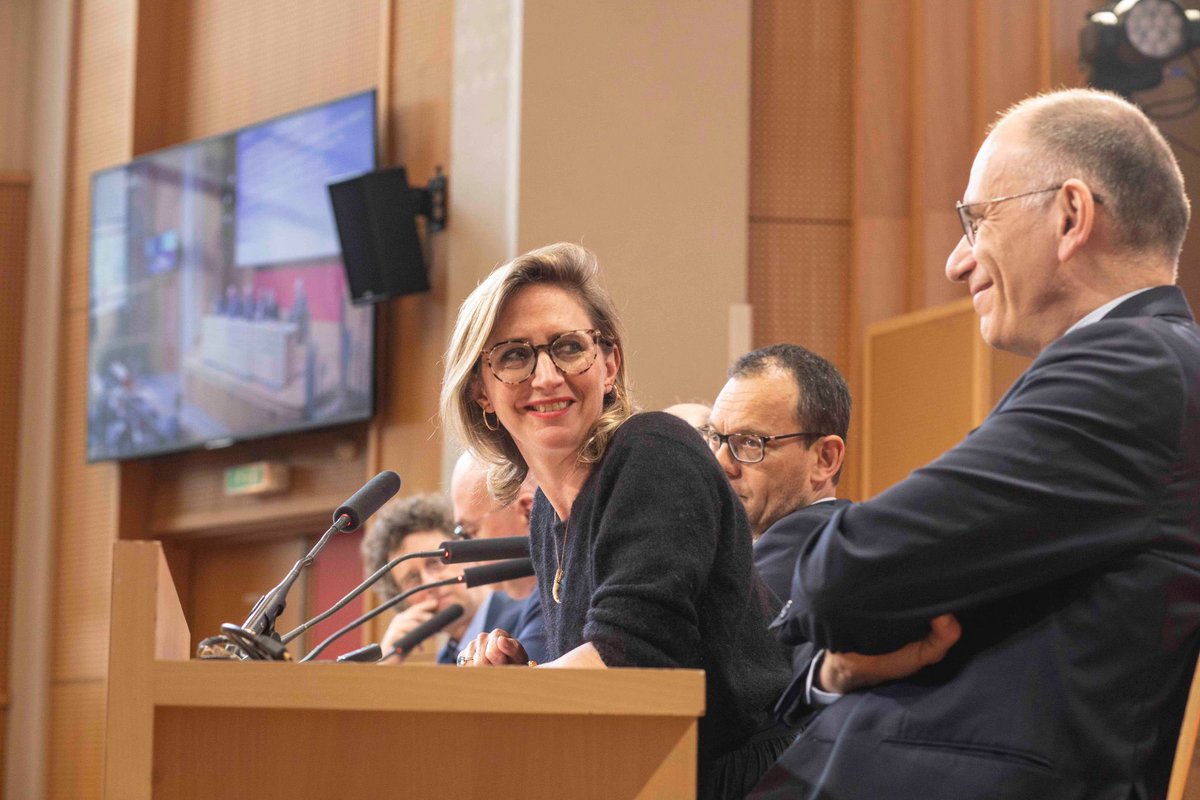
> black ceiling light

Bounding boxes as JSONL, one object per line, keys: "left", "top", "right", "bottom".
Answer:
{"left": 1081, "top": 0, "right": 1200, "bottom": 96}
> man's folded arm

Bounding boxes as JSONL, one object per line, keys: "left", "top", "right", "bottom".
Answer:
{"left": 778, "top": 322, "right": 1184, "bottom": 654}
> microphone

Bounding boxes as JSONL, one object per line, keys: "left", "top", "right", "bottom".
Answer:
{"left": 203, "top": 471, "right": 403, "bottom": 659}
{"left": 279, "top": 547, "right": 443, "bottom": 645}
{"left": 439, "top": 536, "right": 530, "bottom": 564}
{"left": 298, "top": 557, "right": 533, "bottom": 662}
{"left": 334, "top": 470, "right": 401, "bottom": 531}
{"left": 387, "top": 603, "right": 465, "bottom": 660}
{"left": 336, "top": 643, "right": 383, "bottom": 663}
{"left": 299, "top": 576, "right": 459, "bottom": 662}
{"left": 462, "top": 558, "right": 535, "bottom": 588}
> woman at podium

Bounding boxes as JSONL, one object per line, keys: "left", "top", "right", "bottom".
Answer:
{"left": 440, "top": 242, "right": 793, "bottom": 799}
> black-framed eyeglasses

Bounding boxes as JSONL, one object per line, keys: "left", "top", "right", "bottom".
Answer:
{"left": 483, "top": 328, "right": 612, "bottom": 385}
{"left": 955, "top": 185, "right": 1104, "bottom": 246}
{"left": 699, "top": 427, "right": 825, "bottom": 465}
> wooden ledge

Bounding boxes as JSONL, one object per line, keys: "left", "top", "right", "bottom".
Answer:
{"left": 153, "top": 660, "right": 705, "bottom": 717}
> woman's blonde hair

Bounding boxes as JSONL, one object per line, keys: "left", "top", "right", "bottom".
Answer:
{"left": 440, "top": 243, "right": 634, "bottom": 503}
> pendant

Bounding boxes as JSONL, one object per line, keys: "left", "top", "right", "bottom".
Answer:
{"left": 552, "top": 566, "right": 564, "bottom": 604}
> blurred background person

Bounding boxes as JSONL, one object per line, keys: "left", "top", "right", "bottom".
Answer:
{"left": 361, "top": 493, "right": 521, "bottom": 664}
{"left": 450, "top": 449, "right": 545, "bottom": 663}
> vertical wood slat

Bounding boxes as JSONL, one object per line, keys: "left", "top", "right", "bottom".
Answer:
{"left": 749, "top": 0, "right": 853, "bottom": 358}
{"left": 0, "top": 174, "right": 31, "bottom": 798}
{"left": 748, "top": 0, "right": 855, "bottom": 490}
{"left": 49, "top": 0, "right": 137, "bottom": 796}
{"left": 910, "top": 0, "right": 974, "bottom": 311}
{"left": 366, "top": 0, "right": 454, "bottom": 498}
{"left": 844, "top": 0, "right": 913, "bottom": 500}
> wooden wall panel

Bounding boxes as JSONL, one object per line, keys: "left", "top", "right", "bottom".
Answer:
{"left": 864, "top": 305, "right": 977, "bottom": 495}
{"left": 911, "top": 1, "right": 973, "bottom": 309}
{"left": 842, "top": 0, "right": 915, "bottom": 500}
{"left": 863, "top": 300, "right": 1030, "bottom": 497}
{"left": 748, "top": 221, "right": 850, "bottom": 366}
{"left": 49, "top": 0, "right": 137, "bottom": 797}
{"left": 145, "top": 0, "right": 380, "bottom": 148}
{"left": 0, "top": 176, "right": 30, "bottom": 798}
{"left": 147, "top": 427, "right": 369, "bottom": 539}
{"left": 749, "top": 0, "right": 854, "bottom": 492}
{"left": 370, "top": 0, "right": 454, "bottom": 494}
{"left": 186, "top": 536, "right": 307, "bottom": 653}
{"left": 972, "top": 0, "right": 1045, "bottom": 142}
{"left": 750, "top": 0, "right": 852, "bottom": 222}
{"left": 47, "top": 680, "right": 107, "bottom": 800}
{"left": 1046, "top": 0, "right": 1094, "bottom": 88}
{"left": 0, "top": 2, "right": 33, "bottom": 172}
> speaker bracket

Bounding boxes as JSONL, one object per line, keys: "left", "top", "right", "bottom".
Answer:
{"left": 411, "top": 167, "right": 448, "bottom": 233}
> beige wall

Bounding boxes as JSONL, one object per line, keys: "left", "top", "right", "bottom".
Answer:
{"left": 516, "top": 1, "right": 751, "bottom": 411}
{"left": 447, "top": 0, "right": 752, "bottom": 417}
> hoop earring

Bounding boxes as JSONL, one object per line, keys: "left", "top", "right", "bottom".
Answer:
{"left": 483, "top": 411, "right": 501, "bottom": 432}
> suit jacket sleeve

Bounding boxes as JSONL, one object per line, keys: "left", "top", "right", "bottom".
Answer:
{"left": 780, "top": 320, "right": 1188, "bottom": 654}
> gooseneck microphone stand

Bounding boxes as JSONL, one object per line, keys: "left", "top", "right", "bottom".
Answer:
{"left": 197, "top": 470, "right": 401, "bottom": 661}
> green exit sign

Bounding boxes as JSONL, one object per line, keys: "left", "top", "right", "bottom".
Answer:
{"left": 224, "top": 461, "right": 289, "bottom": 496}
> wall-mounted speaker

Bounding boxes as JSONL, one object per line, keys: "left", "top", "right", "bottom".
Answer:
{"left": 329, "top": 166, "right": 442, "bottom": 305}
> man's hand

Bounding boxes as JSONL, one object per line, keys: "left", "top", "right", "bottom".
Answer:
{"left": 458, "top": 628, "right": 528, "bottom": 666}
{"left": 379, "top": 599, "right": 438, "bottom": 663}
{"left": 818, "top": 614, "right": 962, "bottom": 693}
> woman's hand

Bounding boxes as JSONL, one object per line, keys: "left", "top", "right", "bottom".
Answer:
{"left": 457, "top": 628, "right": 528, "bottom": 666}
{"left": 539, "top": 641, "right": 606, "bottom": 668}
{"left": 378, "top": 599, "right": 438, "bottom": 664}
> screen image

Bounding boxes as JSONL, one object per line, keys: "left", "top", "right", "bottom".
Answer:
{"left": 86, "top": 90, "right": 377, "bottom": 462}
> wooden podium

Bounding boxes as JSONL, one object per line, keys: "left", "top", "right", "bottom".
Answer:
{"left": 104, "top": 541, "right": 705, "bottom": 799}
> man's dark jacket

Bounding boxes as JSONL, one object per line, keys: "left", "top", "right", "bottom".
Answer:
{"left": 754, "top": 499, "right": 852, "bottom": 604}
{"left": 754, "top": 287, "right": 1200, "bottom": 800}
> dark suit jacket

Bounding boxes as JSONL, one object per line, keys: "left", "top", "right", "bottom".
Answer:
{"left": 513, "top": 591, "right": 547, "bottom": 663}
{"left": 754, "top": 286, "right": 1200, "bottom": 800}
{"left": 754, "top": 499, "right": 852, "bottom": 603}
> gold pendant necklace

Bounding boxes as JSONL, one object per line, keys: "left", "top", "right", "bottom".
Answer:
{"left": 552, "top": 515, "right": 570, "bottom": 604}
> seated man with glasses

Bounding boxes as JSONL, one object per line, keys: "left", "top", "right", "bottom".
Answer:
{"left": 450, "top": 450, "right": 546, "bottom": 664}
{"left": 753, "top": 89, "right": 1200, "bottom": 800}
{"left": 704, "top": 343, "right": 851, "bottom": 603}
{"left": 360, "top": 493, "right": 523, "bottom": 664}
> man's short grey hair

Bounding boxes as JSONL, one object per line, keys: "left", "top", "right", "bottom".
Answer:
{"left": 360, "top": 493, "right": 453, "bottom": 599}
{"left": 998, "top": 88, "right": 1189, "bottom": 262}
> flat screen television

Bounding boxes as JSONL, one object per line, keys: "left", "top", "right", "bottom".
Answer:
{"left": 87, "top": 90, "right": 377, "bottom": 462}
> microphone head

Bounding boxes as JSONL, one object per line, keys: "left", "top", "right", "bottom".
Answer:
{"left": 334, "top": 470, "right": 401, "bottom": 531}
{"left": 462, "top": 558, "right": 535, "bottom": 588}
{"left": 439, "top": 535, "right": 531, "bottom": 564}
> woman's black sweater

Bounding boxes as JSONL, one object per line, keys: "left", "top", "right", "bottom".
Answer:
{"left": 529, "top": 412, "right": 792, "bottom": 760}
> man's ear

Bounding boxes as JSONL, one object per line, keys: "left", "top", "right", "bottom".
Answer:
{"left": 1057, "top": 179, "right": 1097, "bottom": 262}
{"left": 516, "top": 490, "right": 534, "bottom": 524}
{"left": 812, "top": 435, "right": 846, "bottom": 485}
